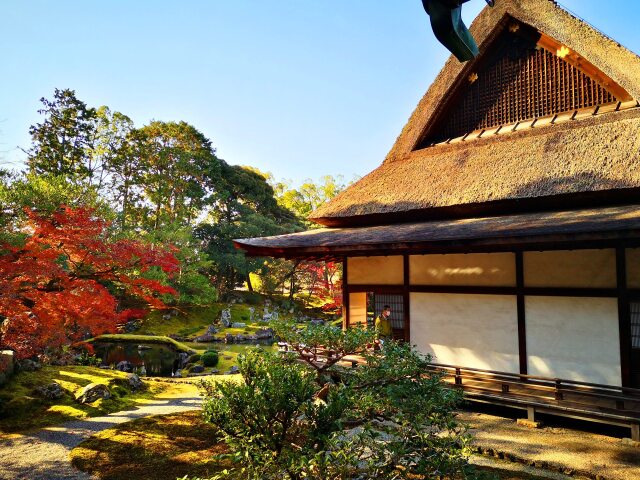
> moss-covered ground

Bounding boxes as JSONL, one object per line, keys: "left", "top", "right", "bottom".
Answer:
{"left": 0, "top": 366, "right": 180, "bottom": 434}
{"left": 69, "top": 411, "right": 566, "bottom": 480}
{"left": 70, "top": 411, "right": 227, "bottom": 480}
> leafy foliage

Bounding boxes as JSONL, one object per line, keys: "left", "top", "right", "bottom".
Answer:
{"left": 0, "top": 206, "right": 179, "bottom": 359}
{"left": 200, "top": 324, "right": 473, "bottom": 480}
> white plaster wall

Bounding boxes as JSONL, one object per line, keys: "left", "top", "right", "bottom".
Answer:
{"left": 524, "top": 249, "right": 616, "bottom": 288}
{"left": 347, "top": 256, "right": 403, "bottom": 285}
{"left": 410, "top": 253, "right": 516, "bottom": 286}
{"left": 525, "top": 296, "right": 621, "bottom": 386}
{"left": 626, "top": 248, "right": 640, "bottom": 288}
{"left": 348, "top": 292, "right": 368, "bottom": 327}
{"left": 410, "top": 293, "right": 520, "bottom": 373}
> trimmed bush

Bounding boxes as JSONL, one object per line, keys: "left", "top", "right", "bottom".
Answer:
{"left": 201, "top": 351, "right": 219, "bottom": 367}
{"left": 187, "top": 353, "right": 201, "bottom": 364}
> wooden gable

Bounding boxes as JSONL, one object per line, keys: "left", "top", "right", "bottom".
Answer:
{"left": 416, "top": 19, "right": 633, "bottom": 147}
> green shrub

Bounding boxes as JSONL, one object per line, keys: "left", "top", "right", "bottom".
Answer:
{"left": 187, "top": 353, "right": 201, "bottom": 364}
{"left": 201, "top": 351, "right": 219, "bottom": 367}
{"left": 200, "top": 323, "right": 473, "bottom": 480}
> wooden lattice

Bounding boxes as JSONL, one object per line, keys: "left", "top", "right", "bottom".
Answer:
{"left": 427, "top": 28, "right": 620, "bottom": 143}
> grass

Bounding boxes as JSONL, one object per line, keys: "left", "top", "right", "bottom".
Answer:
{"left": 87, "top": 334, "right": 196, "bottom": 354}
{"left": 136, "top": 306, "right": 223, "bottom": 337}
{"left": 70, "top": 411, "right": 228, "bottom": 480}
{"left": 0, "top": 366, "right": 179, "bottom": 434}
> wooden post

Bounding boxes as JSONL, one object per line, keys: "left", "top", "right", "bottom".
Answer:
{"left": 631, "top": 424, "right": 640, "bottom": 442}
{"left": 403, "top": 254, "right": 410, "bottom": 343}
{"left": 342, "top": 258, "right": 350, "bottom": 330}
{"left": 527, "top": 406, "right": 536, "bottom": 422}
{"left": 516, "top": 252, "right": 528, "bottom": 375}
{"left": 616, "top": 247, "right": 631, "bottom": 387}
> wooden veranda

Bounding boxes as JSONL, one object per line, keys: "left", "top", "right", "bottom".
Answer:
{"left": 428, "top": 363, "right": 640, "bottom": 441}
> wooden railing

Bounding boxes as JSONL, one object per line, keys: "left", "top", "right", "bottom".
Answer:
{"left": 428, "top": 363, "right": 640, "bottom": 440}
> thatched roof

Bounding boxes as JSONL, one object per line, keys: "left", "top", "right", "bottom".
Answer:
{"left": 311, "top": 0, "right": 640, "bottom": 227}
{"left": 235, "top": 204, "right": 640, "bottom": 258}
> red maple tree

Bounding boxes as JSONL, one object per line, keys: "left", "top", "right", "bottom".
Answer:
{"left": 0, "top": 206, "right": 179, "bottom": 359}
{"left": 299, "top": 261, "right": 343, "bottom": 315}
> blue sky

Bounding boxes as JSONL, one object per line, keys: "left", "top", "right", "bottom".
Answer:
{"left": 1, "top": 1, "right": 639, "bottom": 185}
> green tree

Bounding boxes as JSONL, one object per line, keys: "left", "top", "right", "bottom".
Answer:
{"left": 25, "top": 88, "right": 99, "bottom": 181}
{"left": 196, "top": 164, "right": 301, "bottom": 296}
{"left": 133, "top": 121, "right": 221, "bottom": 229}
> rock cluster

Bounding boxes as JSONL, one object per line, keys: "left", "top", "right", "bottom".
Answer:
{"left": 34, "top": 382, "right": 65, "bottom": 400}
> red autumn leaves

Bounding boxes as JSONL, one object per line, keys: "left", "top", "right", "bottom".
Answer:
{"left": 0, "top": 207, "right": 179, "bottom": 359}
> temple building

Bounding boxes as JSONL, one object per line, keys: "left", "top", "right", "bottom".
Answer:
{"left": 235, "top": 0, "right": 640, "bottom": 438}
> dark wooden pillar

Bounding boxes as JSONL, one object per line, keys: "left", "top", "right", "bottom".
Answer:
{"left": 403, "top": 254, "right": 410, "bottom": 342}
{"left": 616, "top": 247, "right": 631, "bottom": 387}
{"left": 342, "top": 257, "right": 350, "bottom": 330}
{"left": 515, "top": 251, "right": 528, "bottom": 375}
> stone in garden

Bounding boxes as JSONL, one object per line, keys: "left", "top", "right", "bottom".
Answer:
{"left": 220, "top": 308, "right": 231, "bottom": 327}
{"left": 310, "top": 318, "right": 325, "bottom": 326}
{"left": 34, "top": 382, "right": 64, "bottom": 400}
{"left": 173, "top": 369, "right": 182, "bottom": 378}
{"left": 75, "top": 383, "right": 111, "bottom": 404}
{"left": 178, "top": 352, "right": 189, "bottom": 368}
{"left": 255, "top": 328, "right": 274, "bottom": 339}
{"left": 193, "top": 333, "right": 216, "bottom": 343}
{"left": 17, "top": 358, "right": 42, "bottom": 372}
{"left": 206, "top": 325, "right": 218, "bottom": 334}
{"left": 162, "top": 314, "right": 171, "bottom": 320}
{"left": 231, "top": 322, "right": 246, "bottom": 328}
{"left": 234, "top": 334, "right": 246, "bottom": 342}
{"left": 190, "top": 365, "right": 205, "bottom": 373}
{"left": 210, "top": 369, "right": 219, "bottom": 374}
{"left": 0, "top": 350, "right": 15, "bottom": 386}
{"left": 226, "top": 365, "right": 239, "bottom": 374}
{"left": 126, "top": 373, "right": 144, "bottom": 390}
{"left": 116, "top": 360, "right": 133, "bottom": 373}
{"left": 248, "top": 307, "right": 255, "bottom": 322}
{"left": 224, "top": 333, "right": 235, "bottom": 343}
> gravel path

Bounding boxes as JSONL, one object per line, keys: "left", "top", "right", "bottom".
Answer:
{"left": 0, "top": 385, "right": 202, "bottom": 480}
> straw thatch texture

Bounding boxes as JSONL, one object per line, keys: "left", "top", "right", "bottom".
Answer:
{"left": 235, "top": 204, "right": 640, "bottom": 258}
{"left": 311, "top": 0, "right": 640, "bottom": 227}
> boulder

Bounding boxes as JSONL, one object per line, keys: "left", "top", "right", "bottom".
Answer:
{"left": 17, "top": 358, "right": 41, "bottom": 372}
{"left": 0, "top": 350, "right": 15, "bottom": 386}
{"left": 179, "top": 352, "right": 189, "bottom": 368}
{"left": 225, "top": 366, "right": 239, "bottom": 375}
{"left": 206, "top": 325, "right": 218, "bottom": 335}
{"left": 224, "top": 333, "right": 235, "bottom": 343}
{"left": 193, "top": 333, "right": 216, "bottom": 343}
{"left": 190, "top": 365, "right": 205, "bottom": 374}
{"left": 220, "top": 308, "right": 232, "bottom": 327}
{"left": 255, "top": 328, "right": 274, "bottom": 339}
{"left": 126, "top": 373, "right": 144, "bottom": 390}
{"left": 209, "top": 369, "right": 220, "bottom": 374}
{"left": 116, "top": 360, "right": 133, "bottom": 373}
{"left": 34, "top": 382, "right": 64, "bottom": 400}
{"left": 231, "top": 322, "right": 246, "bottom": 328}
{"left": 123, "top": 320, "right": 140, "bottom": 333}
{"left": 173, "top": 369, "right": 182, "bottom": 378}
{"left": 76, "top": 383, "right": 111, "bottom": 404}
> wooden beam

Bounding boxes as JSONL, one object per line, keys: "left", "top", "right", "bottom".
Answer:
{"left": 516, "top": 252, "right": 528, "bottom": 375}
{"left": 536, "top": 32, "right": 633, "bottom": 102}
{"left": 617, "top": 247, "right": 631, "bottom": 387}
{"left": 343, "top": 258, "right": 350, "bottom": 329}
{"left": 403, "top": 255, "right": 410, "bottom": 343}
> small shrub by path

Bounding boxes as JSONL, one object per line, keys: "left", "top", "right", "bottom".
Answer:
{"left": 0, "top": 366, "right": 177, "bottom": 434}
{"left": 70, "top": 411, "right": 229, "bottom": 480}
